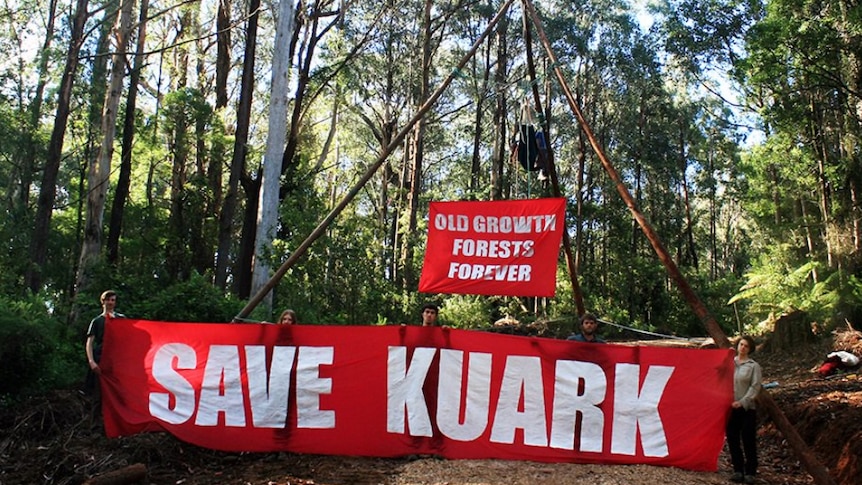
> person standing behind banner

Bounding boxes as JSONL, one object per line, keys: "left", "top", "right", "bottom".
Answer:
{"left": 84, "top": 290, "right": 126, "bottom": 395}
{"left": 278, "top": 309, "right": 297, "bottom": 324}
{"left": 726, "top": 335, "right": 762, "bottom": 484}
{"left": 567, "top": 313, "right": 606, "bottom": 343}
{"left": 420, "top": 303, "right": 440, "bottom": 326}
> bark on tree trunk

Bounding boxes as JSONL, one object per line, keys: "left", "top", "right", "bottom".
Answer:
{"left": 26, "top": 0, "right": 89, "bottom": 293}
{"left": 678, "top": 123, "right": 698, "bottom": 269}
{"left": 215, "top": 0, "right": 260, "bottom": 290}
{"left": 399, "top": 0, "right": 433, "bottom": 291}
{"left": 251, "top": 0, "right": 297, "bottom": 313}
{"left": 215, "top": 0, "right": 231, "bottom": 110}
{"left": 708, "top": 140, "right": 717, "bottom": 279}
{"left": 235, "top": 174, "right": 261, "bottom": 298}
{"left": 490, "top": 14, "right": 507, "bottom": 202}
{"left": 763, "top": 311, "right": 815, "bottom": 353}
{"left": 76, "top": 0, "right": 134, "bottom": 292}
{"left": 470, "top": 33, "right": 492, "bottom": 195}
{"left": 108, "top": 0, "right": 150, "bottom": 265}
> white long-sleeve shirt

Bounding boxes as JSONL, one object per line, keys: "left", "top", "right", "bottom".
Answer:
{"left": 733, "top": 357, "right": 762, "bottom": 410}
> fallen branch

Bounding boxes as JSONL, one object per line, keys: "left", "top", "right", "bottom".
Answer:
{"left": 82, "top": 463, "right": 147, "bottom": 485}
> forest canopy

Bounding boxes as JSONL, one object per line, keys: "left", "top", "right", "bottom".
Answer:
{"left": 1, "top": 0, "right": 861, "bottom": 397}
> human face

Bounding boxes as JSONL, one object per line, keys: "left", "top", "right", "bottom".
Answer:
{"left": 422, "top": 308, "right": 438, "bottom": 326}
{"left": 103, "top": 295, "right": 117, "bottom": 312}
{"left": 280, "top": 313, "right": 295, "bottom": 324}
{"left": 736, "top": 338, "right": 752, "bottom": 358}
{"left": 581, "top": 319, "right": 597, "bottom": 336}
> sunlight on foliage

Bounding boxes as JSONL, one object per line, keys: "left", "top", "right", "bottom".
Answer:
{"left": 730, "top": 258, "right": 862, "bottom": 332}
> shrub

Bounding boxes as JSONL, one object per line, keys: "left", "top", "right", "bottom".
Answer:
{"left": 0, "top": 296, "right": 76, "bottom": 398}
{"left": 137, "top": 273, "right": 242, "bottom": 323}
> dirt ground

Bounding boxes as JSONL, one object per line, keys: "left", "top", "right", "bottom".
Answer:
{"left": 1, "top": 338, "right": 860, "bottom": 485}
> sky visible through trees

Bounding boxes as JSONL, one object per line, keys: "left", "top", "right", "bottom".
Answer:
{"left": 0, "top": 0, "right": 859, "bottom": 341}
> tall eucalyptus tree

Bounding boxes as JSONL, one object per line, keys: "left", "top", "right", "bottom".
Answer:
{"left": 251, "top": 0, "right": 297, "bottom": 311}
{"left": 75, "top": 0, "right": 136, "bottom": 294}
{"left": 27, "top": 0, "right": 90, "bottom": 293}
{"left": 215, "top": 0, "right": 261, "bottom": 290}
{"left": 19, "top": 0, "right": 58, "bottom": 213}
{"left": 107, "top": 0, "right": 151, "bottom": 265}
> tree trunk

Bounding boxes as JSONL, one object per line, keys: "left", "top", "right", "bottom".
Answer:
{"left": 799, "top": 198, "right": 818, "bottom": 282}
{"left": 678, "top": 121, "right": 698, "bottom": 269}
{"left": 235, "top": 174, "right": 260, "bottom": 298}
{"left": 763, "top": 311, "right": 815, "bottom": 353}
{"left": 26, "top": 0, "right": 89, "bottom": 293}
{"left": 77, "top": 0, "right": 133, "bottom": 294}
{"left": 215, "top": 0, "right": 260, "bottom": 290}
{"left": 189, "top": 1, "right": 211, "bottom": 276}
{"left": 315, "top": 92, "right": 340, "bottom": 173}
{"left": 708, "top": 137, "right": 717, "bottom": 279}
{"left": 399, "top": 0, "right": 433, "bottom": 290}
{"left": 16, "top": 0, "right": 58, "bottom": 212}
{"left": 490, "top": 11, "right": 507, "bottom": 202}
{"left": 470, "top": 28, "right": 492, "bottom": 195}
{"left": 164, "top": 5, "right": 195, "bottom": 282}
{"left": 108, "top": 0, "right": 150, "bottom": 265}
{"left": 768, "top": 163, "right": 781, "bottom": 226}
{"left": 251, "top": 0, "right": 297, "bottom": 313}
{"left": 279, "top": 2, "right": 308, "bottom": 177}
{"left": 209, "top": 0, "right": 231, "bottom": 236}
{"left": 166, "top": 113, "right": 190, "bottom": 282}
{"left": 215, "top": 0, "right": 231, "bottom": 110}
{"left": 521, "top": 8, "right": 583, "bottom": 315}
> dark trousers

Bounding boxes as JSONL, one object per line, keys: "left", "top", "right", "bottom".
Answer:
{"left": 726, "top": 407, "right": 758, "bottom": 475}
{"left": 84, "top": 348, "right": 101, "bottom": 396}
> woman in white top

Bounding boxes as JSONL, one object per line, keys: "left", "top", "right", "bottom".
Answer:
{"left": 726, "top": 335, "right": 762, "bottom": 484}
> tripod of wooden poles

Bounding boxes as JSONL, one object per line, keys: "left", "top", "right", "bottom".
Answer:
{"left": 234, "top": 2, "right": 835, "bottom": 483}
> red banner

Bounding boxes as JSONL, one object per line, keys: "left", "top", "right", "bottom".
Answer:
{"left": 100, "top": 319, "right": 732, "bottom": 471}
{"left": 418, "top": 198, "right": 566, "bottom": 297}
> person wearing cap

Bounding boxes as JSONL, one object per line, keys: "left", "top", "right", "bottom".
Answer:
{"left": 567, "top": 313, "right": 606, "bottom": 343}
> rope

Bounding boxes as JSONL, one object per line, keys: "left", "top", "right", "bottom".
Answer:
{"left": 231, "top": 316, "right": 272, "bottom": 324}
{"left": 598, "top": 318, "right": 695, "bottom": 341}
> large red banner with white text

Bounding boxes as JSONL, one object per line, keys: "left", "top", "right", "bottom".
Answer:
{"left": 418, "top": 198, "right": 566, "bottom": 297}
{"left": 100, "top": 319, "right": 733, "bottom": 471}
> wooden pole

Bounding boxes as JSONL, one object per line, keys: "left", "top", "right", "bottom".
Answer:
{"left": 234, "top": 0, "right": 520, "bottom": 321}
{"left": 522, "top": 2, "right": 836, "bottom": 484}
{"left": 521, "top": 0, "right": 729, "bottom": 349}
{"left": 757, "top": 391, "right": 837, "bottom": 485}
{"left": 520, "top": 0, "right": 585, "bottom": 316}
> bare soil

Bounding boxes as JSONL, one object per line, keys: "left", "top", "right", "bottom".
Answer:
{"left": 1, "top": 338, "right": 860, "bottom": 485}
